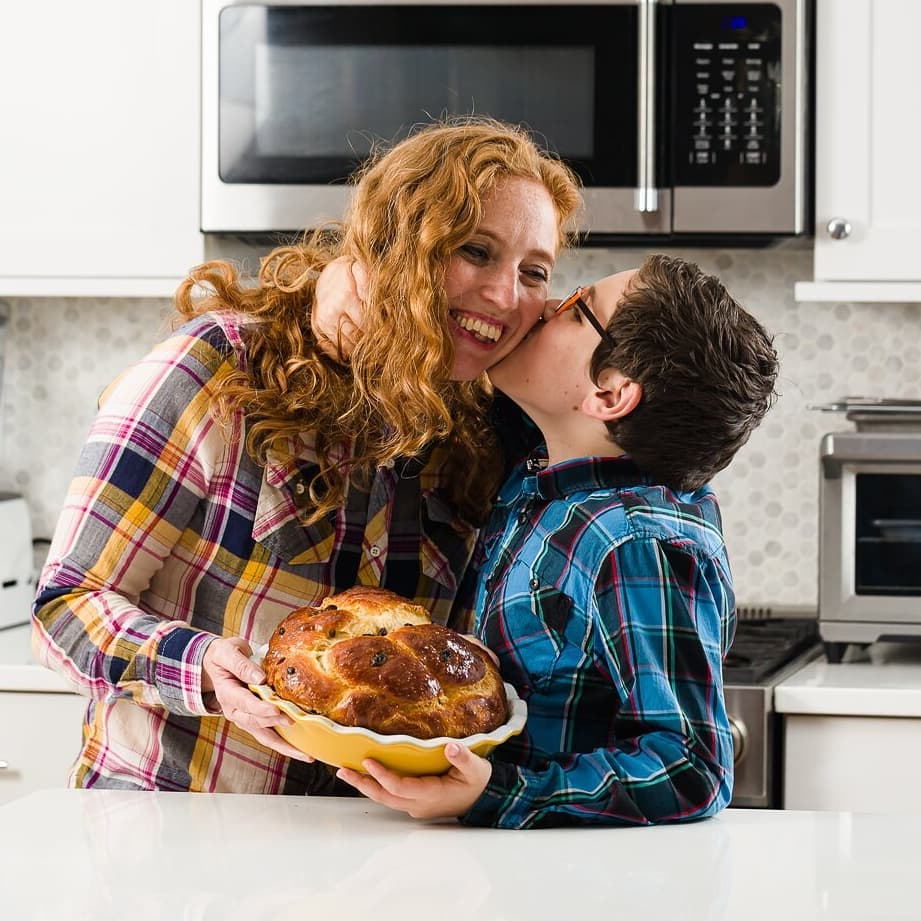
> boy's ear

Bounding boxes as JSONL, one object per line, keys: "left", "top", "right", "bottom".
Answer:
{"left": 582, "top": 370, "right": 642, "bottom": 423}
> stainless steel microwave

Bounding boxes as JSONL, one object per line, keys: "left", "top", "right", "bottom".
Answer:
{"left": 201, "top": 0, "right": 811, "bottom": 240}
{"left": 817, "top": 404, "right": 921, "bottom": 663}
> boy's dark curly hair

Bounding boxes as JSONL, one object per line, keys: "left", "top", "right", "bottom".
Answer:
{"left": 592, "top": 254, "right": 779, "bottom": 491}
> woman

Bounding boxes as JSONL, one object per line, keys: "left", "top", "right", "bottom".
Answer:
{"left": 32, "top": 118, "right": 581, "bottom": 794}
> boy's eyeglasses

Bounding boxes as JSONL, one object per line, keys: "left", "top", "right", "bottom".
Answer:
{"left": 553, "top": 286, "right": 616, "bottom": 346}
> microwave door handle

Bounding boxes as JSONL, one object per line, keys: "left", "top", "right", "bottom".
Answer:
{"left": 635, "top": 0, "right": 658, "bottom": 213}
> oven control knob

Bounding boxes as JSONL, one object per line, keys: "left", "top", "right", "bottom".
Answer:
{"left": 728, "top": 715, "right": 748, "bottom": 765}
{"left": 826, "top": 217, "right": 852, "bottom": 240}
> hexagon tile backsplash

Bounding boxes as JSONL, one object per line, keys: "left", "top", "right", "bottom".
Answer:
{"left": 3, "top": 239, "right": 921, "bottom": 609}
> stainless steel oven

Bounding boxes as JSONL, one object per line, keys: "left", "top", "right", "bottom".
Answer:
{"left": 201, "top": 0, "right": 811, "bottom": 241}
{"left": 723, "top": 613, "right": 819, "bottom": 808}
{"left": 814, "top": 399, "right": 921, "bottom": 663}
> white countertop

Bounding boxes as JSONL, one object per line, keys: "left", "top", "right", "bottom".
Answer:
{"left": 776, "top": 641, "right": 921, "bottom": 717}
{"left": 0, "top": 790, "right": 917, "bottom": 921}
{"left": 0, "top": 624, "right": 75, "bottom": 693}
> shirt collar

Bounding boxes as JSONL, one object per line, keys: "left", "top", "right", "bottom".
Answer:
{"left": 263, "top": 433, "right": 451, "bottom": 494}
{"left": 523, "top": 454, "right": 654, "bottom": 501}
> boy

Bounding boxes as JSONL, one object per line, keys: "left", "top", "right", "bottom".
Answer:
{"left": 336, "top": 254, "right": 779, "bottom": 828}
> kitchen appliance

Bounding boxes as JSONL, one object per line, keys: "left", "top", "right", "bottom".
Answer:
{"left": 723, "top": 612, "right": 820, "bottom": 808}
{"left": 812, "top": 398, "right": 921, "bottom": 663}
{"left": 0, "top": 493, "right": 35, "bottom": 631}
{"left": 201, "top": 0, "right": 811, "bottom": 241}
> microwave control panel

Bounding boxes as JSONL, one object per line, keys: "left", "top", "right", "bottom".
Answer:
{"left": 673, "top": 4, "right": 782, "bottom": 187}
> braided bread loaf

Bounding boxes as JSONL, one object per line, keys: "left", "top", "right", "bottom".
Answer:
{"left": 262, "top": 586, "right": 508, "bottom": 740}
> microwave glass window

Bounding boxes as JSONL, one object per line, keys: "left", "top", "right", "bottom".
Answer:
{"left": 218, "top": 5, "right": 640, "bottom": 187}
{"left": 854, "top": 473, "right": 921, "bottom": 596}
{"left": 253, "top": 45, "right": 594, "bottom": 160}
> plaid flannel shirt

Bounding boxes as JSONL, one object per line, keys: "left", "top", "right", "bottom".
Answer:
{"left": 464, "top": 454, "right": 736, "bottom": 828}
{"left": 32, "top": 312, "right": 477, "bottom": 793}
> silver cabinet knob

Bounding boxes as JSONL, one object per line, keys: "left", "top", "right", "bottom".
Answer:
{"left": 826, "top": 217, "right": 852, "bottom": 240}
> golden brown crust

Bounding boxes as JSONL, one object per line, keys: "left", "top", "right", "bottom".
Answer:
{"left": 262, "top": 586, "right": 508, "bottom": 739}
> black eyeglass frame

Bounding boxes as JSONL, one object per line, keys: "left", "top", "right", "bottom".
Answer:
{"left": 553, "top": 286, "right": 616, "bottom": 346}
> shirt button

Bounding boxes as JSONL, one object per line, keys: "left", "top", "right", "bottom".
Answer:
{"left": 529, "top": 577, "right": 540, "bottom": 591}
{"left": 369, "top": 545, "right": 381, "bottom": 558}
{"left": 517, "top": 510, "right": 529, "bottom": 525}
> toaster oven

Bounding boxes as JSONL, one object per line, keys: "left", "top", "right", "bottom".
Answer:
{"left": 816, "top": 399, "right": 921, "bottom": 663}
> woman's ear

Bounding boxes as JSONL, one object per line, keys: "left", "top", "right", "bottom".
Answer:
{"left": 582, "top": 370, "right": 642, "bottom": 423}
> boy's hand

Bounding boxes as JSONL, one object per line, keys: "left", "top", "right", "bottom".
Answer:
{"left": 336, "top": 742, "right": 492, "bottom": 819}
{"left": 312, "top": 255, "right": 369, "bottom": 361}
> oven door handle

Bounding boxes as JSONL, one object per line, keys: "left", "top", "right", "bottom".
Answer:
{"left": 728, "top": 714, "right": 748, "bottom": 766}
{"left": 635, "top": 0, "right": 659, "bottom": 213}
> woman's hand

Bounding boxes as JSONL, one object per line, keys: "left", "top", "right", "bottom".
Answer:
{"left": 201, "top": 636, "right": 314, "bottom": 762}
{"left": 312, "top": 255, "right": 369, "bottom": 361}
{"left": 336, "top": 742, "right": 492, "bottom": 819}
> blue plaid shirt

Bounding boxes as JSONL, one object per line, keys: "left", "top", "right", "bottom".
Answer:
{"left": 464, "top": 454, "right": 736, "bottom": 828}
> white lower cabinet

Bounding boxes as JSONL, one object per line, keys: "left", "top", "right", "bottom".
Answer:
{"left": 784, "top": 715, "right": 921, "bottom": 813}
{"left": 0, "top": 691, "right": 87, "bottom": 806}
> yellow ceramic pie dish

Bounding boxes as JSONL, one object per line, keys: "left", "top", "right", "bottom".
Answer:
{"left": 248, "top": 681, "right": 527, "bottom": 776}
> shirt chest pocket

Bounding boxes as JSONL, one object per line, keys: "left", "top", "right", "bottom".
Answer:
{"left": 483, "top": 563, "right": 575, "bottom": 692}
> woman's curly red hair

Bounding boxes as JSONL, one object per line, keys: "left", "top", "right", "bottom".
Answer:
{"left": 174, "top": 117, "right": 582, "bottom": 525}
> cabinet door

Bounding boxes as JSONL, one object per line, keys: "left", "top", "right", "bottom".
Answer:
{"left": 0, "top": 692, "right": 86, "bottom": 806}
{"left": 0, "top": 2, "right": 203, "bottom": 282}
{"left": 784, "top": 714, "right": 921, "bottom": 813}
{"left": 813, "top": 0, "right": 921, "bottom": 282}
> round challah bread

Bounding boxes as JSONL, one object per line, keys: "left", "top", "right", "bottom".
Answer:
{"left": 262, "top": 586, "right": 509, "bottom": 740}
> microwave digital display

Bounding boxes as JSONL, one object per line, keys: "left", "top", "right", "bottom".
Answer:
{"left": 721, "top": 15, "right": 749, "bottom": 30}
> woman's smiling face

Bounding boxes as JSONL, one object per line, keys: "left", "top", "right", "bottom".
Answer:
{"left": 444, "top": 177, "right": 560, "bottom": 381}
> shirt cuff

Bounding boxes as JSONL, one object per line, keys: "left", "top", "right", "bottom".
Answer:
{"left": 155, "top": 627, "right": 219, "bottom": 717}
{"left": 459, "top": 759, "right": 521, "bottom": 828}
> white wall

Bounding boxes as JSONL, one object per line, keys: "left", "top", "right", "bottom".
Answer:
{"left": 3, "top": 238, "right": 920, "bottom": 608}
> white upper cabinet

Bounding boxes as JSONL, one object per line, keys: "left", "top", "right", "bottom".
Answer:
{"left": 0, "top": 2, "right": 204, "bottom": 297}
{"left": 796, "top": 0, "right": 921, "bottom": 302}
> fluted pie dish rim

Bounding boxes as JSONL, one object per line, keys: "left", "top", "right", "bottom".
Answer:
{"left": 247, "top": 675, "right": 527, "bottom": 775}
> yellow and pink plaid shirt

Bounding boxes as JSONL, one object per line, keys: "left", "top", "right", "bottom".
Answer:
{"left": 33, "top": 312, "right": 478, "bottom": 793}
